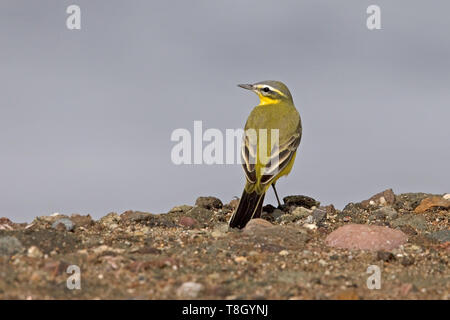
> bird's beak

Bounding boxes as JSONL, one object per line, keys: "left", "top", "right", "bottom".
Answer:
{"left": 237, "top": 84, "right": 255, "bottom": 91}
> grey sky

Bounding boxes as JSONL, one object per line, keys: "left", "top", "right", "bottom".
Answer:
{"left": 1, "top": 1, "right": 449, "bottom": 222}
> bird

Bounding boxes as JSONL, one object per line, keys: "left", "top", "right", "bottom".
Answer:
{"left": 228, "top": 80, "right": 302, "bottom": 229}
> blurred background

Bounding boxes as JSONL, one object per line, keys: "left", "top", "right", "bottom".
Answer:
{"left": 1, "top": 1, "right": 449, "bottom": 222}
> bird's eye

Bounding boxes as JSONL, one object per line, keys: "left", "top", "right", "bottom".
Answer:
{"left": 262, "top": 87, "right": 270, "bottom": 93}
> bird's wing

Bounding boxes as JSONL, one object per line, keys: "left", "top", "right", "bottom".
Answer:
{"left": 259, "top": 121, "right": 302, "bottom": 185}
{"left": 241, "top": 121, "right": 302, "bottom": 186}
{"left": 241, "top": 132, "right": 257, "bottom": 183}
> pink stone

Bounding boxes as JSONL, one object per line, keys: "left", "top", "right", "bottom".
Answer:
{"left": 178, "top": 216, "right": 198, "bottom": 228}
{"left": 325, "top": 224, "right": 408, "bottom": 251}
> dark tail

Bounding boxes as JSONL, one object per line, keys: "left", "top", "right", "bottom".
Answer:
{"left": 229, "top": 189, "right": 265, "bottom": 229}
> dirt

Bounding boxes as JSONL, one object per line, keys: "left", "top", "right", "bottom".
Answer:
{"left": 0, "top": 191, "right": 448, "bottom": 300}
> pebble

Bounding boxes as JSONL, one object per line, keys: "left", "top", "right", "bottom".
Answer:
{"left": 185, "top": 207, "right": 213, "bottom": 223}
{"left": 226, "top": 199, "right": 240, "bottom": 210}
{"left": 244, "top": 218, "right": 273, "bottom": 231}
{"left": 176, "top": 282, "right": 204, "bottom": 299}
{"left": 168, "top": 205, "right": 193, "bottom": 213}
{"left": 279, "top": 250, "right": 289, "bottom": 256}
{"left": 291, "top": 207, "right": 312, "bottom": 218}
{"left": 283, "top": 195, "right": 320, "bottom": 209}
{"left": 120, "top": 211, "right": 154, "bottom": 223}
{"left": 276, "top": 214, "right": 292, "bottom": 224}
{"left": 70, "top": 214, "right": 94, "bottom": 227}
{"left": 179, "top": 216, "right": 198, "bottom": 228}
{"left": 0, "top": 224, "right": 13, "bottom": 230}
{"left": 311, "top": 208, "right": 327, "bottom": 223}
{"left": 305, "top": 215, "right": 313, "bottom": 224}
{"left": 27, "top": 246, "right": 44, "bottom": 259}
{"left": 325, "top": 224, "right": 408, "bottom": 251}
{"left": 426, "top": 230, "right": 450, "bottom": 243}
{"left": 262, "top": 204, "right": 276, "bottom": 214}
{"left": 443, "top": 194, "right": 450, "bottom": 200}
{"left": 271, "top": 209, "right": 285, "bottom": 219}
{"left": 99, "top": 212, "right": 120, "bottom": 227}
{"left": 414, "top": 196, "right": 450, "bottom": 213}
{"left": 303, "top": 223, "right": 317, "bottom": 230}
{"left": 401, "top": 256, "right": 415, "bottom": 267}
{"left": 195, "top": 196, "right": 223, "bottom": 210}
{"left": 318, "top": 259, "right": 327, "bottom": 266}
{"left": 361, "top": 189, "right": 396, "bottom": 208}
{"left": 0, "top": 218, "right": 14, "bottom": 230}
{"left": 0, "top": 236, "right": 24, "bottom": 256}
{"left": 391, "top": 214, "right": 427, "bottom": 231}
{"left": 51, "top": 218, "right": 74, "bottom": 231}
{"left": 211, "top": 224, "right": 228, "bottom": 238}
{"left": 377, "top": 251, "right": 395, "bottom": 262}
{"left": 370, "top": 207, "right": 398, "bottom": 220}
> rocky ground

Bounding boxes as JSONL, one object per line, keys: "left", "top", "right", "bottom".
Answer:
{"left": 0, "top": 190, "right": 449, "bottom": 300}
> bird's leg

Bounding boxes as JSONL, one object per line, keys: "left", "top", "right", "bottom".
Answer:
{"left": 271, "top": 183, "right": 282, "bottom": 208}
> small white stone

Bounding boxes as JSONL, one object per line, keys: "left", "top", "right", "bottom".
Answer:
{"left": 292, "top": 207, "right": 312, "bottom": 217}
{"left": 303, "top": 223, "right": 317, "bottom": 230}
{"left": 379, "top": 197, "right": 386, "bottom": 205}
{"left": 318, "top": 259, "right": 327, "bottom": 266}
{"left": 27, "top": 246, "right": 43, "bottom": 259}
{"left": 234, "top": 256, "right": 247, "bottom": 263}
{"left": 369, "top": 200, "right": 376, "bottom": 205}
{"left": 177, "top": 282, "right": 204, "bottom": 298}
{"left": 443, "top": 193, "right": 450, "bottom": 200}
{"left": 279, "top": 250, "right": 289, "bottom": 256}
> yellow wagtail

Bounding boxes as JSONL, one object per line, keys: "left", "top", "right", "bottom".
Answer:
{"left": 229, "top": 80, "right": 302, "bottom": 229}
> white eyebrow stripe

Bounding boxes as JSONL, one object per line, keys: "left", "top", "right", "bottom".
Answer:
{"left": 257, "top": 85, "right": 287, "bottom": 98}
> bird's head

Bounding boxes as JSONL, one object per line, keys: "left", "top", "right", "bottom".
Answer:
{"left": 238, "top": 80, "right": 293, "bottom": 105}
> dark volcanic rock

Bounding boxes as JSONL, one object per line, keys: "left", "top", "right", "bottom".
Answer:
{"left": 185, "top": 207, "right": 214, "bottom": 225}
{"left": 262, "top": 204, "right": 276, "bottom": 214}
{"left": 195, "top": 196, "right": 223, "bottom": 210}
{"left": 120, "top": 211, "right": 156, "bottom": 223}
{"left": 377, "top": 251, "right": 396, "bottom": 262}
{"left": 311, "top": 208, "right": 327, "bottom": 223}
{"left": 283, "top": 195, "right": 320, "bottom": 208}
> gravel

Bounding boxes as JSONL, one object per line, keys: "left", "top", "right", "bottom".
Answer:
{"left": 0, "top": 191, "right": 448, "bottom": 300}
